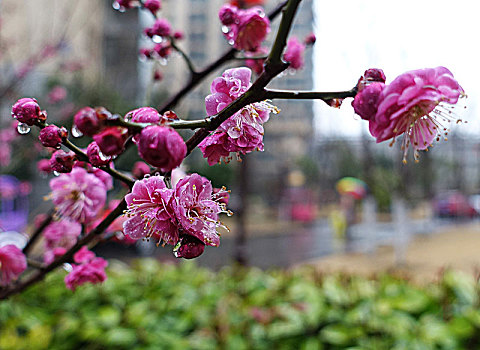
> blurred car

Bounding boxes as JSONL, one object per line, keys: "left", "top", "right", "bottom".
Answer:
{"left": 433, "top": 191, "right": 477, "bottom": 218}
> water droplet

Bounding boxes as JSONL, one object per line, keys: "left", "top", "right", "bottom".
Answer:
{"left": 71, "top": 125, "right": 83, "bottom": 138}
{"left": 228, "top": 39, "right": 234, "bottom": 45}
{"left": 98, "top": 150, "right": 109, "bottom": 161}
{"left": 221, "top": 25, "right": 229, "bottom": 34}
{"left": 62, "top": 263, "right": 73, "bottom": 272}
{"left": 144, "top": 174, "right": 151, "bottom": 178}
{"left": 53, "top": 171, "right": 60, "bottom": 176}
{"left": 112, "top": 2, "right": 120, "bottom": 10}
{"left": 152, "top": 35, "right": 164, "bottom": 44}
{"left": 132, "top": 134, "right": 139, "bottom": 143}
{"left": 159, "top": 58, "right": 168, "bottom": 66}
{"left": 16, "top": 123, "right": 30, "bottom": 134}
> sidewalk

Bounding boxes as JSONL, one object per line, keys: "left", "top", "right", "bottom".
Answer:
{"left": 304, "top": 222, "right": 480, "bottom": 283}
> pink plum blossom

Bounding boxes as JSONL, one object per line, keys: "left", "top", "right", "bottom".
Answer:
{"left": 220, "top": 5, "right": 270, "bottom": 52}
{"left": 135, "top": 126, "right": 186, "bottom": 171}
{"left": 199, "top": 67, "right": 279, "bottom": 164}
{"left": 0, "top": 244, "right": 27, "bottom": 286}
{"left": 64, "top": 246, "right": 108, "bottom": 291}
{"left": 173, "top": 174, "right": 224, "bottom": 247}
{"left": 283, "top": 36, "right": 305, "bottom": 70}
{"left": 368, "top": 66, "right": 465, "bottom": 162}
{"left": 49, "top": 167, "right": 107, "bottom": 223}
{"left": 43, "top": 219, "right": 82, "bottom": 264}
{"left": 123, "top": 175, "right": 178, "bottom": 244}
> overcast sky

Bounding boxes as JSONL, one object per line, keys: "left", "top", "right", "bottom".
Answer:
{"left": 313, "top": 0, "right": 480, "bottom": 138}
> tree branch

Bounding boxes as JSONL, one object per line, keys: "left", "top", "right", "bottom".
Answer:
{"left": 264, "top": 88, "right": 357, "bottom": 102}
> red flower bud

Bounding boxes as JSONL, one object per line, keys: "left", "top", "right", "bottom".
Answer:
{"left": 39, "top": 125, "right": 67, "bottom": 148}
{"left": 12, "top": 98, "right": 45, "bottom": 126}
{"left": 93, "top": 127, "right": 129, "bottom": 157}
{"left": 136, "top": 125, "right": 186, "bottom": 171}
{"left": 50, "top": 150, "right": 76, "bottom": 173}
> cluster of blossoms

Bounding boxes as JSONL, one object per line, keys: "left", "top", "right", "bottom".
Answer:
{"left": 199, "top": 67, "right": 279, "bottom": 165}
{"left": 43, "top": 219, "right": 81, "bottom": 264}
{"left": 352, "top": 67, "right": 465, "bottom": 162}
{"left": 64, "top": 246, "right": 108, "bottom": 291}
{"left": 123, "top": 173, "right": 229, "bottom": 259}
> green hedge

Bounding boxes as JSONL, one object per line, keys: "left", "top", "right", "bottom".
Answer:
{"left": 1, "top": 260, "right": 480, "bottom": 349}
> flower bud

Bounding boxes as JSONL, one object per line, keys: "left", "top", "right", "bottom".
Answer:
{"left": 136, "top": 125, "right": 186, "bottom": 171}
{"left": 93, "top": 127, "right": 129, "bottom": 157}
{"left": 125, "top": 107, "right": 161, "bottom": 123}
{"left": 132, "top": 161, "right": 151, "bottom": 179}
{"left": 86, "top": 141, "right": 111, "bottom": 166}
{"left": 352, "top": 82, "right": 385, "bottom": 121}
{"left": 304, "top": 32, "right": 316, "bottom": 46}
{"left": 357, "top": 68, "right": 386, "bottom": 92}
{"left": 144, "top": 0, "right": 161, "bottom": 14}
{"left": 50, "top": 150, "right": 76, "bottom": 173}
{"left": 219, "top": 4, "right": 237, "bottom": 25}
{"left": 173, "top": 31, "right": 184, "bottom": 40}
{"left": 174, "top": 235, "right": 205, "bottom": 259}
{"left": 39, "top": 125, "right": 67, "bottom": 148}
{"left": 73, "top": 107, "right": 102, "bottom": 137}
{"left": 11, "top": 98, "right": 45, "bottom": 126}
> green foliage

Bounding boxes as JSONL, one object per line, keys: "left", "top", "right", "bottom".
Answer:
{"left": 2, "top": 263, "right": 480, "bottom": 349}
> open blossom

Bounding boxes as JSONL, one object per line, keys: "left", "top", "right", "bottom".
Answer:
{"left": 123, "top": 174, "right": 229, "bottom": 257}
{"left": 123, "top": 175, "right": 178, "bottom": 244}
{"left": 49, "top": 167, "right": 107, "bottom": 223}
{"left": 219, "top": 4, "right": 270, "bottom": 52}
{"left": 64, "top": 246, "right": 108, "bottom": 291}
{"left": 283, "top": 36, "right": 305, "bottom": 70}
{"left": 200, "top": 67, "right": 279, "bottom": 165}
{"left": 0, "top": 244, "right": 27, "bottom": 286}
{"left": 173, "top": 174, "right": 226, "bottom": 247}
{"left": 367, "top": 66, "right": 465, "bottom": 162}
{"left": 43, "top": 219, "right": 82, "bottom": 264}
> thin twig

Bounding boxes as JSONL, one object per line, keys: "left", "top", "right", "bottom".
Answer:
{"left": 264, "top": 88, "right": 357, "bottom": 102}
{"left": 23, "top": 209, "right": 54, "bottom": 255}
